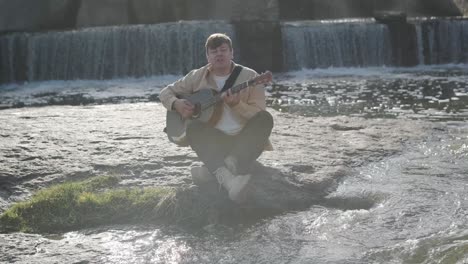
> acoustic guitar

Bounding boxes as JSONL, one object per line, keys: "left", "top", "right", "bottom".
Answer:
{"left": 165, "top": 71, "right": 272, "bottom": 146}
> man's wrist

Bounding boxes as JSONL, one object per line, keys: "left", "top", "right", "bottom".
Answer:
{"left": 170, "top": 99, "right": 177, "bottom": 111}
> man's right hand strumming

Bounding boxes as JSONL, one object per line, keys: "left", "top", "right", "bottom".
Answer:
{"left": 173, "top": 99, "right": 195, "bottom": 118}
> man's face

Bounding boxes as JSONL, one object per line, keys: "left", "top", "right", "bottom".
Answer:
{"left": 206, "top": 43, "right": 233, "bottom": 70}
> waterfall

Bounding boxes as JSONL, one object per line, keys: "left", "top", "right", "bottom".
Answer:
{"left": 415, "top": 24, "right": 425, "bottom": 65}
{"left": 281, "top": 18, "right": 468, "bottom": 71}
{"left": 0, "top": 21, "right": 236, "bottom": 83}
{"left": 418, "top": 19, "right": 468, "bottom": 65}
{"left": 0, "top": 33, "right": 28, "bottom": 83}
{"left": 281, "top": 20, "right": 393, "bottom": 70}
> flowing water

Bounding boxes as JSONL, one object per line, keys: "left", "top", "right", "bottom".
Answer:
{"left": 0, "top": 21, "right": 237, "bottom": 83}
{"left": 2, "top": 114, "right": 467, "bottom": 264}
{"left": 3, "top": 130, "right": 467, "bottom": 263}
{"left": 1, "top": 65, "right": 468, "bottom": 263}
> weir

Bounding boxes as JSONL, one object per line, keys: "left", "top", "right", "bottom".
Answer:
{"left": 0, "top": 21, "right": 236, "bottom": 83}
{"left": 281, "top": 19, "right": 393, "bottom": 70}
{"left": 1, "top": 18, "right": 468, "bottom": 83}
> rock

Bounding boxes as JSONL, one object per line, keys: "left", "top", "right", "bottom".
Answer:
{"left": 194, "top": 162, "right": 323, "bottom": 211}
{"left": 0, "top": 169, "right": 319, "bottom": 233}
{"left": 330, "top": 124, "right": 365, "bottom": 131}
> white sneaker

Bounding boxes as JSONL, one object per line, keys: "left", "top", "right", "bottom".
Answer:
{"left": 191, "top": 166, "right": 214, "bottom": 184}
{"left": 224, "top": 155, "right": 239, "bottom": 175}
{"left": 215, "top": 167, "right": 251, "bottom": 203}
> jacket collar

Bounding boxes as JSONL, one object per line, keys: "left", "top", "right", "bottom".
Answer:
{"left": 206, "top": 61, "right": 236, "bottom": 76}
{"left": 205, "top": 61, "right": 236, "bottom": 90}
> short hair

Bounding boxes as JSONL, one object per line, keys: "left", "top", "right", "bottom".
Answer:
{"left": 205, "top": 33, "right": 232, "bottom": 53}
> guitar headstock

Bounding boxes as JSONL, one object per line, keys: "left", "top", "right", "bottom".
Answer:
{"left": 252, "top": 71, "right": 273, "bottom": 85}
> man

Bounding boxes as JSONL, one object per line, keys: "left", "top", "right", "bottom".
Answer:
{"left": 159, "top": 33, "right": 273, "bottom": 203}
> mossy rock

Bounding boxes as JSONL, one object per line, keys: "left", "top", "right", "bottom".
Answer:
{"left": 0, "top": 164, "right": 327, "bottom": 234}
{"left": 0, "top": 176, "right": 216, "bottom": 233}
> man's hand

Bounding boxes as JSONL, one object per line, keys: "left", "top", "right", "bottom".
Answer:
{"left": 222, "top": 90, "right": 240, "bottom": 107}
{"left": 173, "top": 99, "right": 194, "bottom": 118}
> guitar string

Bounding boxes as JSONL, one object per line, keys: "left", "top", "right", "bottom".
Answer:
{"left": 200, "top": 81, "right": 251, "bottom": 110}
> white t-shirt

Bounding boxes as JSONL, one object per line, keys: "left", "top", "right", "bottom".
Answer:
{"left": 213, "top": 75, "right": 243, "bottom": 135}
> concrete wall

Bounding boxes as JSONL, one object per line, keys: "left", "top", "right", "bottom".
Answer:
{"left": 279, "top": 0, "right": 462, "bottom": 20}
{"left": 454, "top": 0, "right": 468, "bottom": 16}
{"left": 0, "top": 0, "right": 79, "bottom": 33}
{"left": 0, "top": 0, "right": 464, "bottom": 33}
{"left": 76, "top": 0, "right": 129, "bottom": 27}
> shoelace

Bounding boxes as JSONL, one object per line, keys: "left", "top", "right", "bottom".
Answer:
{"left": 215, "top": 168, "right": 225, "bottom": 192}
{"left": 224, "top": 156, "right": 238, "bottom": 175}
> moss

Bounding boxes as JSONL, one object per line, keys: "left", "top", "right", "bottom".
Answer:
{"left": 0, "top": 176, "right": 180, "bottom": 233}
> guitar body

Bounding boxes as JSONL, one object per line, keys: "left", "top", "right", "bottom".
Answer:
{"left": 165, "top": 89, "right": 218, "bottom": 146}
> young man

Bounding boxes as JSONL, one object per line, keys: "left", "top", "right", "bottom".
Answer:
{"left": 159, "top": 33, "right": 273, "bottom": 203}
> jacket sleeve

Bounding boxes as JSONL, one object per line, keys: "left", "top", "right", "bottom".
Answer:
{"left": 159, "top": 70, "right": 195, "bottom": 110}
{"left": 232, "top": 82, "right": 266, "bottom": 120}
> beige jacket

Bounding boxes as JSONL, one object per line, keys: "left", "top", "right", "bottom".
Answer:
{"left": 159, "top": 62, "right": 273, "bottom": 150}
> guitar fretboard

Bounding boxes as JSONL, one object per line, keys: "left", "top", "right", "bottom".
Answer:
{"left": 202, "top": 79, "right": 253, "bottom": 110}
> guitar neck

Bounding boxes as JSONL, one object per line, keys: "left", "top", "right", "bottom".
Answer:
{"left": 229, "top": 80, "right": 253, "bottom": 94}
{"left": 205, "top": 80, "right": 253, "bottom": 109}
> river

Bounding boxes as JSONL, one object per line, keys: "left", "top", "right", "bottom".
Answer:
{"left": 0, "top": 65, "right": 467, "bottom": 263}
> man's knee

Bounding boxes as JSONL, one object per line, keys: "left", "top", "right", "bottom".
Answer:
{"left": 255, "top": 110, "right": 274, "bottom": 130}
{"left": 186, "top": 121, "right": 206, "bottom": 139}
